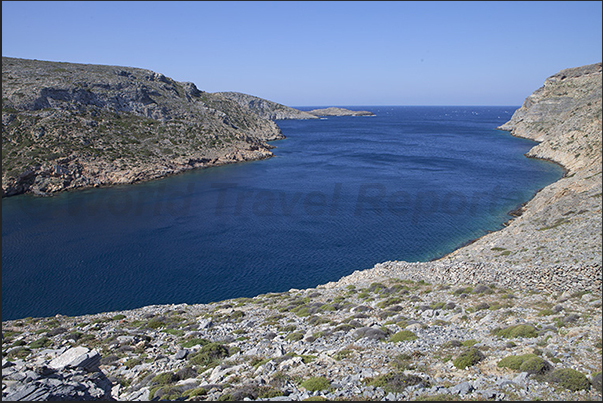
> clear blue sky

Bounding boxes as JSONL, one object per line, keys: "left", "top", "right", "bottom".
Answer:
{"left": 2, "top": 1, "right": 602, "bottom": 106}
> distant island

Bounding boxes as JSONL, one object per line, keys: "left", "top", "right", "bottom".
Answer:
{"left": 1, "top": 57, "right": 375, "bottom": 197}
{"left": 307, "top": 107, "right": 375, "bottom": 117}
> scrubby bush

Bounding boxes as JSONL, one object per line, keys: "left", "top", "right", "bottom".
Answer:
{"left": 301, "top": 376, "right": 330, "bottom": 391}
{"left": 497, "top": 353, "right": 537, "bottom": 370}
{"left": 181, "top": 337, "right": 210, "bottom": 348}
{"left": 333, "top": 349, "right": 353, "bottom": 360}
{"left": 183, "top": 387, "right": 207, "bottom": 398}
{"left": 285, "top": 331, "right": 304, "bottom": 342}
{"left": 151, "top": 371, "right": 177, "bottom": 385}
{"left": 28, "top": 337, "right": 51, "bottom": 349}
{"left": 452, "top": 348, "right": 485, "bottom": 369}
{"left": 388, "top": 330, "right": 418, "bottom": 343}
{"left": 188, "top": 342, "right": 229, "bottom": 366}
{"left": 547, "top": 368, "right": 590, "bottom": 391}
{"left": 366, "top": 372, "right": 429, "bottom": 393}
{"left": 494, "top": 324, "right": 538, "bottom": 338}
{"left": 519, "top": 356, "right": 552, "bottom": 375}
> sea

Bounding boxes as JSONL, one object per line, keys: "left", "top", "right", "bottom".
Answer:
{"left": 1, "top": 106, "right": 565, "bottom": 320}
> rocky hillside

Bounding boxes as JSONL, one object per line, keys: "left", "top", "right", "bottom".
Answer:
{"left": 2, "top": 277, "right": 601, "bottom": 401}
{"left": 2, "top": 63, "right": 602, "bottom": 401}
{"left": 439, "top": 62, "right": 602, "bottom": 269}
{"left": 212, "top": 92, "right": 318, "bottom": 120}
{"left": 2, "top": 57, "right": 287, "bottom": 197}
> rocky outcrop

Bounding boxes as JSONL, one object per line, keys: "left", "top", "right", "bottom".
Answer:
{"left": 307, "top": 107, "right": 375, "bottom": 117}
{"left": 2, "top": 57, "right": 285, "bottom": 197}
{"left": 439, "top": 63, "right": 602, "bottom": 268}
{"left": 213, "top": 92, "right": 319, "bottom": 120}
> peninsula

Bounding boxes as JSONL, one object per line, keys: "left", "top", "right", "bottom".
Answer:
{"left": 2, "top": 63, "right": 601, "bottom": 401}
{"left": 1, "top": 58, "right": 357, "bottom": 197}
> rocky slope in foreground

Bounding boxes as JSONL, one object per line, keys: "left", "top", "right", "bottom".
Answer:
{"left": 2, "top": 58, "right": 297, "bottom": 197}
{"left": 2, "top": 64, "right": 602, "bottom": 401}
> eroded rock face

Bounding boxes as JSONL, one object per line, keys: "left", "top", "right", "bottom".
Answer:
{"left": 2, "top": 57, "right": 286, "bottom": 197}
{"left": 439, "top": 62, "right": 602, "bottom": 268}
{"left": 214, "top": 92, "right": 319, "bottom": 120}
{"left": 498, "top": 63, "right": 602, "bottom": 174}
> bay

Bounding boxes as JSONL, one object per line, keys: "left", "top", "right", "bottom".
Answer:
{"left": 1, "top": 106, "right": 565, "bottom": 320}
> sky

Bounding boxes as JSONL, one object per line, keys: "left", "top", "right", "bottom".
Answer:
{"left": 2, "top": 1, "right": 602, "bottom": 107}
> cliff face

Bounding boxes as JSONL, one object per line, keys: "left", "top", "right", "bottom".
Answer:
{"left": 213, "top": 92, "right": 318, "bottom": 120}
{"left": 441, "top": 62, "right": 602, "bottom": 268}
{"left": 1, "top": 58, "right": 286, "bottom": 197}
{"left": 498, "top": 63, "right": 602, "bottom": 174}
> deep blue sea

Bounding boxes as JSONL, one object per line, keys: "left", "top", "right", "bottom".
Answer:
{"left": 2, "top": 106, "right": 565, "bottom": 320}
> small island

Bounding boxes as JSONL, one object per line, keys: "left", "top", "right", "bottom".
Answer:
{"left": 307, "top": 107, "right": 375, "bottom": 117}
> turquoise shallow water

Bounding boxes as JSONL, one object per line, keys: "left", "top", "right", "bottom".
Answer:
{"left": 1, "top": 106, "right": 565, "bottom": 320}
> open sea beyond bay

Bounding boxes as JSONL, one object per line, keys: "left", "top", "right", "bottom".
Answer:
{"left": 2, "top": 106, "right": 566, "bottom": 320}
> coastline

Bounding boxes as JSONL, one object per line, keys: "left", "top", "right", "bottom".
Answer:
{"left": 2, "top": 63, "right": 601, "bottom": 402}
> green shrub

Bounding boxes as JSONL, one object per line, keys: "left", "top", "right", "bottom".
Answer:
{"left": 112, "top": 314, "right": 126, "bottom": 320}
{"left": 285, "top": 331, "right": 304, "bottom": 342}
{"left": 519, "top": 356, "right": 551, "bottom": 375}
{"left": 183, "top": 387, "right": 207, "bottom": 397}
{"left": 188, "top": 343, "right": 229, "bottom": 366}
{"left": 146, "top": 319, "right": 166, "bottom": 329}
{"left": 301, "top": 376, "right": 330, "bottom": 391}
{"left": 151, "top": 372, "right": 177, "bottom": 385}
{"left": 303, "top": 397, "right": 328, "bottom": 401}
{"left": 461, "top": 339, "right": 478, "bottom": 347}
{"left": 452, "top": 348, "right": 485, "bottom": 369}
{"left": 181, "top": 337, "right": 210, "bottom": 348}
{"left": 547, "top": 368, "right": 590, "bottom": 391}
{"left": 366, "top": 372, "right": 428, "bottom": 393}
{"left": 256, "top": 386, "right": 284, "bottom": 398}
{"left": 498, "top": 353, "right": 538, "bottom": 371}
{"left": 125, "top": 358, "right": 141, "bottom": 369}
{"left": 494, "top": 324, "right": 538, "bottom": 338}
{"left": 28, "top": 337, "right": 51, "bottom": 349}
{"left": 389, "top": 330, "right": 417, "bottom": 343}
{"left": 7, "top": 347, "right": 31, "bottom": 359}
{"left": 333, "top": 349, "right": 353, "bottom": 360}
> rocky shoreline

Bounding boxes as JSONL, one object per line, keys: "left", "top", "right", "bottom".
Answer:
{"left": 2, "top": 58, "right": 376, "bottom": 198}
{"left": 2, "top": 63, "right": 602, "bottom": 401}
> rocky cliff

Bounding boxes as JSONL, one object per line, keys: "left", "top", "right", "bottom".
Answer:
{"left": 212, "top": 92, "right": 318, "bottom": 120}
{"left": 2, "top": 58, "right": 287, "bottom": 197}
{"left": 438, "top": 62, "right": 602, "bottom": 268}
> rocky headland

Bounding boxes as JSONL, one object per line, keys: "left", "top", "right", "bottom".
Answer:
{"left": 212, "top": 92, "right": 318, "bottom": 121}
{"left": 1, "top": 58, "right": 315, "bottom": 197}
{"left": 2, "top": 63, "right": 602, "bottom": 401}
